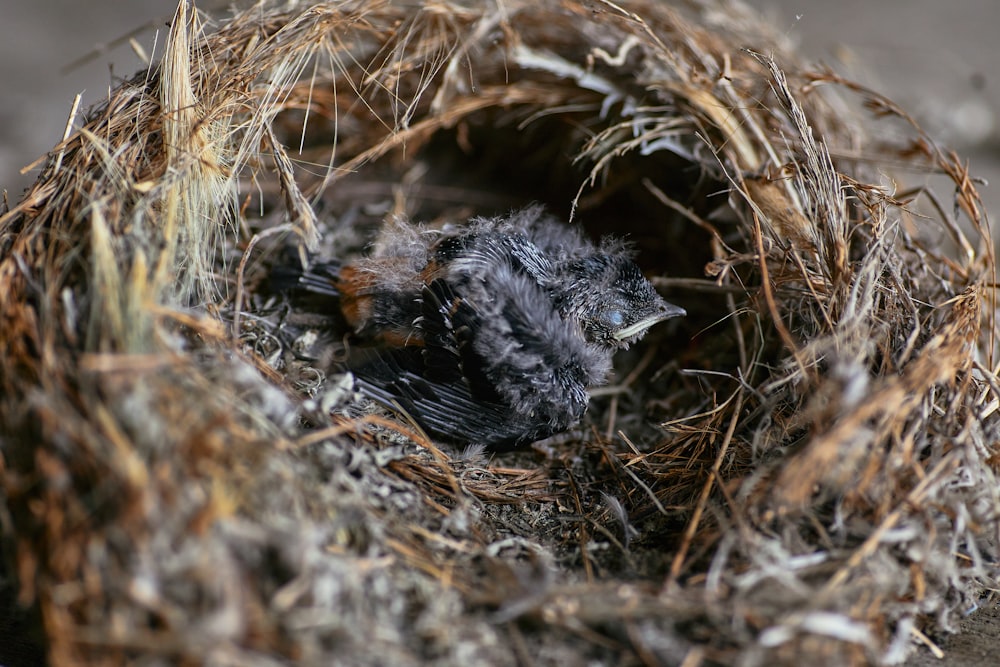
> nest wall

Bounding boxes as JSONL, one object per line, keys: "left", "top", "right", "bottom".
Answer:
{"left": 1, "top": 0, "right": 998, "bottom": 665}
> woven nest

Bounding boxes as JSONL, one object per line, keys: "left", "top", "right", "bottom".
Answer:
{"left": 2, "top": 0, "right": 998, "bottom": 664}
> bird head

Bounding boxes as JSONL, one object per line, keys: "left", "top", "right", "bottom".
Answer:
{"left": 557, "top": 253, "right": 685, "bottom": 349}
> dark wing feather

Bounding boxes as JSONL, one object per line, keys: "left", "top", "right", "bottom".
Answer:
{"left": 270, "top": 259, "right": 342, "bottom": 298}
{"left": 350, "top": 279, "right": 547, "bottom": 448}
{"left": 352, "top": 352, "right": 535, "bottom": 447}
{"left": 415, "top": 279, "right": 475, "bottom": 386}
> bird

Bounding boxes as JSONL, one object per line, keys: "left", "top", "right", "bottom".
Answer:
{"left": 274, "top": 205, "right": 685, "bottom": 449}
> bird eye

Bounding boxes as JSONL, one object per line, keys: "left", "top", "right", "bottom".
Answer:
{"left": 607, "top": 310, "right": 624, "bottom": 326}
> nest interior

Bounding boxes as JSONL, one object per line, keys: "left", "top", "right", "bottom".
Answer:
{"left": 1, "top": 0, "right": 998, "bottom": 665}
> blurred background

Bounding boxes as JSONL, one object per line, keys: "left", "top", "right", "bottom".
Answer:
{"left": 2, "top": 1, "right": 998, "bottom": 215}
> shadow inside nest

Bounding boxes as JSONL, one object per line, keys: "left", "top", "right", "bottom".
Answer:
{"left": 232, "top": 103, "right": 737, "bottom": 581}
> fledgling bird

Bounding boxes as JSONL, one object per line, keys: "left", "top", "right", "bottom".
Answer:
{"left": 277, "top": 206, "right": 685, "bottom": 449}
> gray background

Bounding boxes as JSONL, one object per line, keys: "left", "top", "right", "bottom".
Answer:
{"left": 2, "top": 1, "right": 998, "bottom": 215}
{"left": 1, "top": 1, "right": 997, "bottom": 664}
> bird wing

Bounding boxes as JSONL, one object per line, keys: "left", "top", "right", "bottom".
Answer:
{"left": 350, "top": 278, "right": 543, "bottom": 448}
{"left": 270, "top": 259, "right": 342, "bottom": 299}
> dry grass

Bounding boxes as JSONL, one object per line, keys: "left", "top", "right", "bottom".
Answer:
{"left": 1, "top": 0, "right": 998, "bottom": 665}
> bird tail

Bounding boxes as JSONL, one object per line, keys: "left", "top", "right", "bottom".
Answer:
{"left": 270, "top": 259, "right": 342, "bottom": 298}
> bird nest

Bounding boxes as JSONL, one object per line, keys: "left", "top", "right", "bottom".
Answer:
{"left": 1, "top": 0, "right": 998, "bottom": 664}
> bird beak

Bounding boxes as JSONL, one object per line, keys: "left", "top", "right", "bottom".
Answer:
{"left": 612, "top": 302, "right": 686, "bottom": 341}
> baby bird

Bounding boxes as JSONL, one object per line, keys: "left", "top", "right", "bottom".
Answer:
{"left": 278, "top": 206, "right": 684, "bottom": 449}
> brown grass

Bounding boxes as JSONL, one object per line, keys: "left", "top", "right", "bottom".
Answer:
{"left": 1, "top": 0, "right": 997, "bottom": 665}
